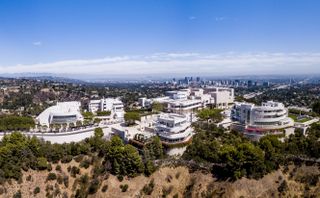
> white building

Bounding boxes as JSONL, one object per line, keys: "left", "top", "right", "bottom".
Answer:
{"left": 203, "top": 87, "right": 234, "bottom": 108}
{"left": 231, "top": 101, "right": 294, "bottom": 140}
{"left": 154, "top": 113, "right": 193, "bottom": 144}
{"left": 139, "top": 87, "right": 234, "bottom": 114}
{"left": 88, "top": 98, "right": 124, "bottom": 119}
{"left": 167, "top": 99, "right": 202, "bottom": 114}
{"left": 36, "top": 101, "right": 83, "bottom": 126}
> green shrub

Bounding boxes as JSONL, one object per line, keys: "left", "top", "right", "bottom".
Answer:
{"left": 57, "top": 175, "right": 63, "bottom": 184}
{"left": 63, "top": 176, "right": 69, "bottom": 188}
{"left": 13, "top": 190, "right": 22, "bottom": 198}
{"left": 47, "top": 163, "right": 52, "bottom": 171}
{"left": 61, "top": 155, "right": 73, "bottom": 164}
{"left": 74, "top": 155, "right": 84, "bottom": 163}
{"left": 117, "top": 175, "right": 124, "bottom": 182}
{"left": 70, "top": 166, "right": 80, "bottom": 178}
{"left": 278, "top": 180, "right": 288, "bottom": 194}
{"left": 120, "top": 184, "right": 129, "bottom": 192}
{"left": 80, "top": 159, "right": 90, "bottom": 169}
{"left": 37, "top": 157, "right": 48, "bottom": 170}
{"left": 34, "top": 187, "right": 41, "bottom": 195}
{"left": 55, "top": 165, "right": 62, "bottom": 172}
{"left": 88, "top": 178, "right": 100, "bottom": 194}
{"left": 26, "top": 175, "right": 32, "bottom": 182}
{"left": 142, "top": 179, "right": 154, "bottom": 195}
{"left": 101, "top": 185, "right": 108, "bottom": 192}
{"left": 47, "top": 173, "right": 57, "bottom": 181}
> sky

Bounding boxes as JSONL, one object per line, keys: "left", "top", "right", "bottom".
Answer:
{"left": 0, "top": 0, "right": 320, "bottom": 78}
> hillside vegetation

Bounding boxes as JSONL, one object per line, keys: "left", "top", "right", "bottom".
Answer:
{"left": 0, "top": 116, "right": 319, "bottom": 197}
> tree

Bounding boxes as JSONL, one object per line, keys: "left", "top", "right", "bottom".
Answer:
{"left": 259, "top": 135, "right": 284, "bottom": 172}
{"left": 69, "top": 123, "right": 75, "bottom": 128}
{"left": 105, "top": 136, "right": 144, "bottom": 176}
{"left": 94, "top": 128, "right": 104, "bottom": 138}
{"left": 33, "top": 187, "right": 40, "bottom": 195}
{"left": 312, "top": 101, "right": 320, "bottom": 114}
{"left": 94, "top": 118, "right": 102, "bottom": 124}
{"left": 54, "top": 124, "right": 61, "bottom": 132}
{"left": 0, "top": 115, "right": 35, "bottom": 131}
{"left": 82, "top": 112, "right": 94, "bottom": 119}
{"left": 143, "top": 136, "right": 163, "bottom": 160}
{"left": 151, "top": 102, "right": 164, "bottom": 113}
{"left": 197, "top": 108, "right": 223, "bottom": 125}
{"left": 76, "top": 121, "right": 83, "bottom": 127}
{"left": 37, "top": 157, "right": 48, "bottom": 170}
{"left": 96, "top": 111, "right": 111, "bottom": 116}
{"left": 124, "top": 112, "right": 140, "bottom": 126}
{"left": 62, "top": 123, "right": 68, "bottom": 130}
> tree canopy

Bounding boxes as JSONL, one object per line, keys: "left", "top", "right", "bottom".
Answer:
{"left": 197, "top": 108, "right": 223, "bottom": 123}
{"left": 151, "top": 102, "right": 164, "bottom": 113}
{"left": 184, "top": 121, "right": 320, "bottom": 180}
{"left": 124, "top": 112, "right": 141, "bottom": 126}
{"left": 312, "top": 101, "right": 320, "bottom": 114}
{"left": 0, "top": 115, "right": 35, "bottom": 131}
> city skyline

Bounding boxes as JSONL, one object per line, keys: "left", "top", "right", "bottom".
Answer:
{"left": 1, "top": 0, "right": 320, "bottom": 77}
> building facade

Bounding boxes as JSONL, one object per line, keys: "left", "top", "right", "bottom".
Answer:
{"left": 88, "top": 98, "right": 124, "bottom": 119}
{"left": 154, "top": 113, "right": 193, "bottom": 144}
{"left": 36, "top": 101, "right": 83, "bottom": 126}
{"left": 231, "top": 101, "right": 294, "bottom": 140}
{"left": 138, "top": 87, "right": 234, "bottom": 114}
{"left": 203, "top": 87, "right": 234, "bottom": 108}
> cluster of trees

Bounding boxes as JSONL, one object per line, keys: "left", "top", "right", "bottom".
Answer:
{"left": 124, "top": 112, "right": 141, "bottom": 126}
{"left": 1, "top": 92, "right": 33, "bottom": 110}
{"left": 151, "top": 102, "right": 164, "bottom": 113}
{"left": 312, "top": 101, "right": 320, "bottom": 115}
{"left": 184, "top": 122, "right": 320, "bottom": 180}
{"left": 103, "top": 136, "right": 145, "bottom": 176}
{"left": 0, "top": 115, "right": 35, "bottom": 131}
{"left": 197, "top": 108, "right": 223, "bottom": 124}
{"left": 0, "top": 128, "right": 162, "bottom": 184}
{"left": 284, "top": 124, "right": 320, "bottom": 159}
{"left": 82, "top": 112, "right": 94, "bottom": 119}
{"left": 96, "top": 111, "right": 111, "bottom": 116}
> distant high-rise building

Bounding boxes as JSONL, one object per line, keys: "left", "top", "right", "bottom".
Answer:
{"left": 263, "top": 81, "right": 270, "bottom": 87}
{"left": 184, "top": 77, "right": 190, "bottom": 85}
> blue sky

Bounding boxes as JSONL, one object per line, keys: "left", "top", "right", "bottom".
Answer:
{"left": 0, "top": 0, "right": 320, "bottom": 76}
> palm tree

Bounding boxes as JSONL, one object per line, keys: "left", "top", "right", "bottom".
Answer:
{"left": 42, "top": 125, "right": 48, "bottom": 132}
{"left": 49, "top": 123, "right": 54, "bottom": 132}
{"left": 62, "top": 123, "right": 67, "bottom": 131}
{"left": 76, "top": 120, "right": 82, "bottom": 127}
{"left": 69, "top": 122, "right": 75, "bottom": 129}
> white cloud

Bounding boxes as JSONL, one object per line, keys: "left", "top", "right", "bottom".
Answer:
{"left": 32, "top": 41, "right": 42, "bottom": 46}
{"left": 215, "top": 17, "right": 226, "bottom": 21}
{"left": 1, "top": 52, "right": 320, "bottom": 76}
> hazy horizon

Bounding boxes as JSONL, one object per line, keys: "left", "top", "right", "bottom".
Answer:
{"left": 1, "top": 0, "right": 320, "bottom": 76}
